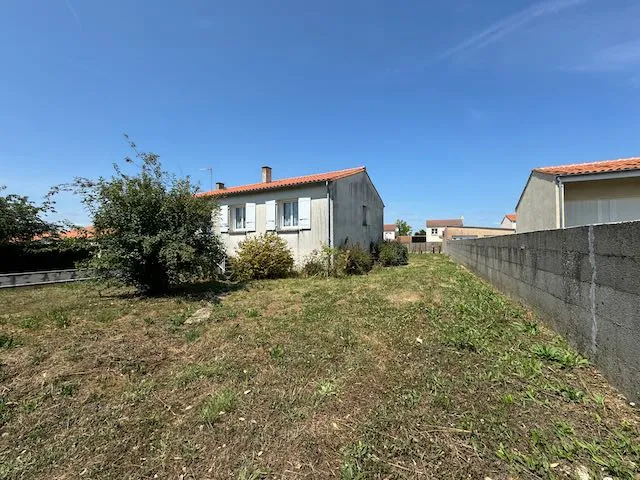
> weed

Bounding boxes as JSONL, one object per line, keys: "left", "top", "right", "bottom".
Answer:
{"left": 19, "top": 316, "right": 42, "bottom": 329}
{"left": 318, "top": 379, "right": 338, "bottom": 397}
{"left": 125, "top": 379, "right": 155, "bottom": 403}
{"left": 269, "top": 344, "right": 285, "bottom": 361}
{"left": 184, "top": 327, "right": 201, "bottom": 343}
{"left": 237, "top": 464, "right": 270, "bottom": 480}
{"left": 341, "top": 441, "right": 376, "bottom": 480}
{"left": 49, "top": 311, "right": 70, "bottom": 328}
{"left": 59, "top": 382, "right": 78, "bottom": 397}
{"left": 557, "top": 385, "right": 586, "bottom": 403}
{"left": 531, "top": 344, "right": 589, "bottom": 368}
{"left": 515, "top": 321, "right": 539, "bottom": 335}
{"left": 200, "top": 389, "right": 237, "bottom": 423}
{"left": 246, "top": 308, "right": 260, "bottom": 318}
{"left": 400, "top": 389, "right": 421, "bottom": 408}
{"left": 0, "top": 334, "right": 20, "bottom": 349}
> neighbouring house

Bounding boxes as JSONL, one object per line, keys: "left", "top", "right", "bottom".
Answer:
{"left": 500, "top": 214, "right": 516, "bottom": 230}
{"left": 516, "top": 157, "right": 640, "bottom": 233}
{"left": 443, "top": 226, "right": 515, "bottom": 241}
{"left": 425, "top": 218, "right": 464, "bottom": 244}
{"left": 383, "top": 224, "right": 398, "bottom": 241}
{"left": 198, "top": 166, "right": 384, "bottom": 263}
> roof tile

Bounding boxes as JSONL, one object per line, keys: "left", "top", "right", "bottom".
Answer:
{"left": 534, "top": 157, "right": 640, "bottom": 176}
{"left": 426, "top": 219, "right": 463, "bottom": 228}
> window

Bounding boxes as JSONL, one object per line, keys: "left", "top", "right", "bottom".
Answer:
{"left": 234, "top": 206, "right": 246, "bottom": 230}
{"left": 431, "top": 228, "right": 439, "bottom": 235}
{"left": 281, "top": 200, "right": 298, "bottom": 228}
{"left": 362, "top": 205, "right": 368, "bottom": 226}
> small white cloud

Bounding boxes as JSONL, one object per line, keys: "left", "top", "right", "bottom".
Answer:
{"left": 572, "top": 39, "right": 640, "bottom": 72}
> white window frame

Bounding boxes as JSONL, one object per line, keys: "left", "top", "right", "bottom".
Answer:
{"left": 232, "top": 205, "right": 247, "bottom": 232}
{"left": 279, "top": 199, "right": 299, "bottom": 230}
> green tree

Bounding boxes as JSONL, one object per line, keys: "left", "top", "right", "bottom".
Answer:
{"left": 415, "top": 229, "right": 426, "bottom": 236}
{"left": 0, "top": 188, "right": 57, "bottom": 244}
{"left": 58, "top": 138, "right": 223, "bottom": 294}
{"left": 395, "top": 219, "right": 412, "bottom": 236}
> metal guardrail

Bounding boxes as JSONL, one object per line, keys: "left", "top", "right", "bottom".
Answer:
{"left": 0, "top": 269, "right": 94, "bottom": 289}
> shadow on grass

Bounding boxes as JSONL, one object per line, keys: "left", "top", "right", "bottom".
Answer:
{"left": 91, "top": 278, "right": 246, "bottom": 302}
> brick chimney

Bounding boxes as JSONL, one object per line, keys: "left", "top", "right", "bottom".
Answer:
{"left": 215, "top": 182, "right": 225, "bottom": 190}
{"left": 261, "top": 166, "right": 272, "bottom": 183}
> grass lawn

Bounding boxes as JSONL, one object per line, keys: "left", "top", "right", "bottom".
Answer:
{"left": 1, "top": 254, "right": 638, "bottom": 479}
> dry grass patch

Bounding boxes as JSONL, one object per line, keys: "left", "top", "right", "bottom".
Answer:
{"left": 0, "top": 255, "right": 638, "bottom": 479}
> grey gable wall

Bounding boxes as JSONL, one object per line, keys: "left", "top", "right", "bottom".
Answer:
{"left": 332, "top": 171, "right": 384, "bottom": 249}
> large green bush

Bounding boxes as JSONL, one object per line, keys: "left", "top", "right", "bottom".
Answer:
{"left": 55, "top": 138, "right": 224, "bottom": 294}
{"left": 378, "top": 241, "right": 409, "bottom": 267}
{"left": 231, "top": 233, "right": 294, "bottom": 280}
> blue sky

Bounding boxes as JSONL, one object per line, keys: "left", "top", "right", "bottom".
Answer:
{"left": 2, "top": 0, "right": 639, "bottom": 230}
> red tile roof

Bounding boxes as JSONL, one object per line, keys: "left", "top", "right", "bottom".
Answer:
{"left": 534, "top": 157, "right": 640, "bottom": 176}
{"left": 426, "top": 218, "right": 463, "bottom": 228}
{"left": 505, "top": 214, "right": 516, "bottom": 222}
{"left": 383, "top": 224, "right": 397, "bottom": 232}
{"left": 196, "top": 166, "right": 366, "bottom": 197}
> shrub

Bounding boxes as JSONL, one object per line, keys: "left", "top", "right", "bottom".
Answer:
{"left": 302, "top": 244, "right": 373, "bottom": 277}
{"left": 232, "top": 233, "right": 294, "bottom": 280}
{"left": 378, "top": 241, "right": 409, "bottom": 267}
{"left": 342, "top": 245, "right": 373, "bottom": 275}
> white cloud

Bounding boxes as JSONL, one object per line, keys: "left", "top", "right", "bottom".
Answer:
{"left": 64, "top": 0, "right": 81, "bottom": 26}
{"left": 440, "top": 0, "right": 587, "bottom": 60}
{"left": 571, "top": 39, "right": 640, "bottom": 72}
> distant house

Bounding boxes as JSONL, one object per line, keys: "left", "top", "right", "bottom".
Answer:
{"left": 443, "top": 226, "right": 515, "bottom": 241}
{"left": 516, "top": 157, "right": 640, "bottom": 233}
{"left": 500, "top": 214, "right": 516, "bottom": 230}
{"left": 383, "top": 224, "right": 398, "bottom": 241}
{"left": 198, "top": 166, "right": 384, "bottom": 263}
{"left": 426, "top": 218, "right": 464, "bottom": 244}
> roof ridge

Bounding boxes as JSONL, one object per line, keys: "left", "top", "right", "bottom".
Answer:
{"left": 197, "top": 165, "right": 366, "bottom": 197}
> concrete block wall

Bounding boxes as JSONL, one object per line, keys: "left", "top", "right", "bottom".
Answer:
{"left": 444, "top": 221, "right": 640, "bottom": 402}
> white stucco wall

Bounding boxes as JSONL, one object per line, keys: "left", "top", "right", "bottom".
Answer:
{"left": 516, "top": 172, "right": 558, "bottom": 233}
{"left": 383, "top": 231, "right": 396, "bottom": 241}
{"left": 500, "top": 218, "right": 516, "bottom": 230}
{"left": 332, "top": 171, "right": 384, "bottom": 249}
{"left": 213, "top": 184, "right": 329, "bottom": 264}
{"left": 426, "top": 227, "right": 443, "bottom": 243}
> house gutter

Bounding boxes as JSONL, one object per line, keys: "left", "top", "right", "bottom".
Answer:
{"left": 326, "top": 180, "right": 332, "bottom": 247}
{"left": 556, "top": 176, "right": 565, "bottom": 229}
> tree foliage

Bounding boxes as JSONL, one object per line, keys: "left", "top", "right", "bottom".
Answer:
{"left": 56, "top": 138, "right": 223, "bottom": 294}
{"left": 415, "top": 229, "right": 426, "bottom": 236}
{"left": 0, "top": 187, "right": 57, "bottom": 244}
{"left": 395, "top": 219, "right": 412, "bottom": 236}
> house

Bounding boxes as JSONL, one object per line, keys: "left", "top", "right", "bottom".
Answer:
{"left": 425, "top": 218, "right": 464, "bottom": 244}
{"left": 516, "top": 157, "right": 640, "bottom": 233}
{"left": 383, "top": 224, "right": 398, "bottom": 241}
{"left": 198, "top": 166, "right": 384, "bottom": 263}
{"left": 500, "top": 214, "right": 516, "bottom": 230}
{"left": 443, "top": 226, "right": 515, "bottom": 241}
